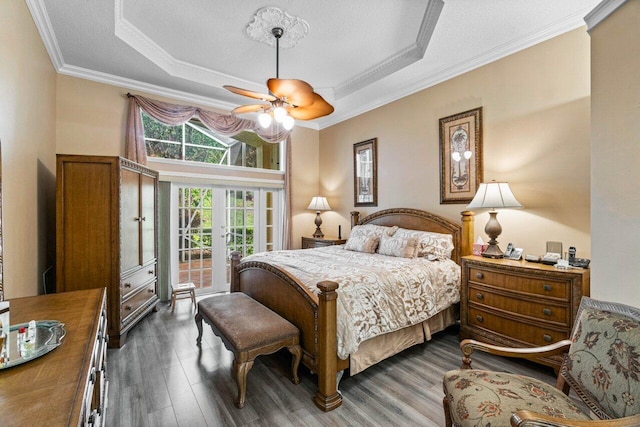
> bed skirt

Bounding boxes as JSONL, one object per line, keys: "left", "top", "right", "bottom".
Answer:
{"left": 348, "top": 303, "right": 459, "bottom": 375}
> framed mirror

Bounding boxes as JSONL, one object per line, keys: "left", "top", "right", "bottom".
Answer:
{"left": 353, "top": 138, "right": 378, "bottom": 207}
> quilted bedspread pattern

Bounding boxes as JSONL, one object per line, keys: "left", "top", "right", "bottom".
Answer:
{"left": 244, "top": 246, "right": 461, "bottom": 359}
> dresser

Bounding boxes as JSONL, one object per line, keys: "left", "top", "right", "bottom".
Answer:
{"left": 301, "top": 236, "right": 346, "bottom": 249}
{"left": 56, "top": 155, "right": 159, "bottom": 347}
{"left": 0, "top": 289, "right": 107, "bottom": 426}
{"left": 460, "top": 255, "right": 590, "bottom": 368}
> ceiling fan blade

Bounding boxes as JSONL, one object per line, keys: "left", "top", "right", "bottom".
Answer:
{"left": 223, "top": 85, "right": 277, "bottom": 102}
{"left": 267, "top": 78, "right": 315, "bottom": 107}
{"left": 231, "top": 104, "right": 269, "bottom": 115}
{"left": 286, "top": 93, "right": 334, "bottom": 120}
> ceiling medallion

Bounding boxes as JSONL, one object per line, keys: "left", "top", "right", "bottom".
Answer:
{"left": 246, "top": 7, "right": 310, "bottom": 49}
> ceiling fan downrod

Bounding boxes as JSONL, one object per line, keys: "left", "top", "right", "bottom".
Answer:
{"left": 272, "top": 27, "right": 283, "bottom": 79}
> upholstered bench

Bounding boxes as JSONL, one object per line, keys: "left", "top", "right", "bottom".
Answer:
{"left": 195, "top": 292, "right": 302, "bottom": 408}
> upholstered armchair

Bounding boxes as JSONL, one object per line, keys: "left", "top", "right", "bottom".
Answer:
{"left": 443, "top": 297, "right": 640, "bottom": 426}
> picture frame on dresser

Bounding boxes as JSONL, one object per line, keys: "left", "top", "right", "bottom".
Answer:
{"left": 353, "top": 138, "right": 377, "bottom": 207}
{"left": 439, "top": 107, "right": 483, "bottom": 204}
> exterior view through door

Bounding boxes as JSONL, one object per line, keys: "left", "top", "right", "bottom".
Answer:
{"left": 173, "top": 185, "right": 280, "bottom": 295}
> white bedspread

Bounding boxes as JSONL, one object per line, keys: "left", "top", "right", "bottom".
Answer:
{"left": 243, "top": 245, "right": 461, "bottom": 359}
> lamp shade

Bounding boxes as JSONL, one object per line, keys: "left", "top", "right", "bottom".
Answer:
{"left": 467, "top": 181, "right": 523, "bottom": 210}
{"left": 307, "top": 196, "right": 331, "bottom": 211}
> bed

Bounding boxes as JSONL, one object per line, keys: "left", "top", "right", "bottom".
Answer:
{"left": 230, "top": 208, "right": 475, "bottom": 411}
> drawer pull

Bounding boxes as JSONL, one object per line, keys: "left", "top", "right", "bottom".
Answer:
{"left": 148, "top": 288, "right": 154, "bottom": 293}
{"left": 475, "top": 315, "right": 484, "bottom": 323}
{"left": 149, "top": 270, "right": 154, "bottom": 274}
{"left": 476, "top": 293, "right": 484, "bottom": 300}
{"left": 543, "top": 334, "right": 553, "bottom": 343}
{"left": 124, "top": 283, "right": 132, "bottom": 288}
{"left": 476, "top": 272, "right": 484, "bottom": 279}
{"left": 90, "top": 367, "right": 97, "bottom": 384}
{"left": 542, "top": 284, "right": 553, "bottom": 292}
{"left": 125, "top": 305, "right": 132, "bottom": 311}
{"left": 542, "top": 308, "right": 552, "bottom": 316}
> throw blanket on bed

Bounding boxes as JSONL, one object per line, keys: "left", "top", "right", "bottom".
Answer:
{"left": 243, "top": 245, "right": 460, "bottom": 359}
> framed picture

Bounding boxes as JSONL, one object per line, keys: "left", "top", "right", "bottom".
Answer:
{"left": 353, "top": 138, "right": 377, "bottom": 206}
{"left": 439, "top": 107, "right": 483, "bottom": 204}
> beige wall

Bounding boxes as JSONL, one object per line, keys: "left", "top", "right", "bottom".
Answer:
{"left": 0, "top": 1, "right": 57, "bottom": 298}
{"left": 320, "top": 28, "right": 591, "bottom": 260}
{"left": 590, "top": 1, "right": 640, "bottom": 306}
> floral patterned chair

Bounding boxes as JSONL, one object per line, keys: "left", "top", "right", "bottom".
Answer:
{"left": 442, "top": 297, "right": 640, "bottom": 426}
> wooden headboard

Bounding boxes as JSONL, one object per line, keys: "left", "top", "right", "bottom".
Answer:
{"left": 350, "top": 208, "right": 474, "bottom": 265}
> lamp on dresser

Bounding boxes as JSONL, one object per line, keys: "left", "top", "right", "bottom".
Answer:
{"left": 307, "top": 196, "right": 331, "bottom": 238}
{"left": 466, "top": 181, "right": 522, "bottom": 258}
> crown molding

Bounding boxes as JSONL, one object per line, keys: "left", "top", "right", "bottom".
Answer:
{"left": 334, "top": 0, "right": 444, "bottom": 99}
{"left": 25, "top": 0, "right": 64, "bottom": 70}
{"left": 584, "top": 0, "right": 627, "bottom": 33}
{"left": 318, "top": 10, "right": 591, "bottom": 128}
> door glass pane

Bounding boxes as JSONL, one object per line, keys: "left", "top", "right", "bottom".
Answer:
{"left": 225, "top": 190, "right": 254, "bottom": 283}
{"left": 177, "top": 187, "right": 214, "bottom": 292}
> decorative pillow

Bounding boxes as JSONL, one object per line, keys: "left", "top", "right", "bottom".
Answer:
{"left": 392, "top": 228, "right": 454, "bottom": 259}
{"left": 345, "top": 224, "right": 395, "bottom": 253}
{"left": 378, "top": 233, "right": 418, "bottom": 258}
{"left": 344, "top": 235, "right": 379, "bottom": 253}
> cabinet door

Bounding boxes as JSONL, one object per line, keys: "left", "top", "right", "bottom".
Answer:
{"left": 121, "top": 168, "right": 141, "bottom": 273}
{"left": 140, "top": 172, "right": 156, "bottom": 265}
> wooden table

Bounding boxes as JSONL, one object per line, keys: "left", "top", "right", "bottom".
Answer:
{"left": 0, "top": 288, "right": 107, "bottom": 426}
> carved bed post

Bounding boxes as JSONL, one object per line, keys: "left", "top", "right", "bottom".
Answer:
{"left": 313, "top": 280, "right": 342, "bottom": 412}
{"left": 460, "top": 210, "right": 475, "bottom": 257}
{"left": 230, "top": 251, "right": 242, "bottom": 292}
{"left": 350, "top": 211, "right": 360, "bottom": 228}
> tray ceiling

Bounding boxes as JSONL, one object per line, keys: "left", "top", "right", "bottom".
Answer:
{"left": 28, "top": 0, "right": 600, "bottom": 129}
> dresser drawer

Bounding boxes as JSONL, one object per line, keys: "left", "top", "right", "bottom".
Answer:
{"left": 121, "top": 264, "right": 156, "bottom": 299}
{"left": 468, "top": 267, "right": 569, "bottom": 299}
{"left": 468, "top": 306, "right": 568, "bottom": 346}
{"left": 121, "top": 282, "right": 157, "bottom": 325}
{"left": 469, "top": 285, "right": 570, "bottom": 325}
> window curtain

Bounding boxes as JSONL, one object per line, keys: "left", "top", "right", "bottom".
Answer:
{"left": 125, "top": 93, "right": 292, "bottom": 248}
{"left": 125, "top": 93, "right": 290, "bottom": 164}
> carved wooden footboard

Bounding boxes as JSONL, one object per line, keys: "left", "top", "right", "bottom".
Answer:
{"left": 230, "top": 208, "right": 474, "bottom": 411}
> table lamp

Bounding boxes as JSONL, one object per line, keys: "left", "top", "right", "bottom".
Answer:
{"left": 466, "top": 181, "right": 523, "bottom": 258}
{"left": 307, "top": 196, "right": 331, "bottom": 238}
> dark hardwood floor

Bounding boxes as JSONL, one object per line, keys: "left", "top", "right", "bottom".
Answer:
{"left": 107, "top": 298, "right": 567, "bottom": 426}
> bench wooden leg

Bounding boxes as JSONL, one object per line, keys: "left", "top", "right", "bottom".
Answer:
{"left": 233, "top": 358, "right": 254, "bottom": 409}
{"left": 195, "top": 312, "right": 203, "bottom": 345}
{"left": 288, "top": 345, "right": 302, "bottom": 385}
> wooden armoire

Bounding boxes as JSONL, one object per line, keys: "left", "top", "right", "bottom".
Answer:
{"left": 56, "top": 155, "right": 159, "bottom": 347}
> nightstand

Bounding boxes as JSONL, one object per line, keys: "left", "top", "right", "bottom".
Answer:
{"left": 301, "top": 236, "right": 346, "bottom": 249}
{"left": 460, "top": 255, "right": 590, "bottom": 368}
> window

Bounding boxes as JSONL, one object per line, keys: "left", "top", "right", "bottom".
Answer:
{"left": 142, "top": 112, "right": 281, "bottom": 170}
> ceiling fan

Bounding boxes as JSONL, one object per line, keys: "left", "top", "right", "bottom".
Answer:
{"left": 224, "top": 27, "right": 334, "bottom": 130}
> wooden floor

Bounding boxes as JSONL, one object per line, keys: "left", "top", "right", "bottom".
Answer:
{"left": 107, "top": 298, "right": 570, "bottom": 427}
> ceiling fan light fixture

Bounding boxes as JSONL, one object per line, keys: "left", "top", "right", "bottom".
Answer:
{"left": 273, "top": 106, "right": 287, "bottom": 123}
{"left": 282, "top": 115, "right": 295, "bottom": 130}
{"left": 258, "top": 111, "right": 272, "bottom": 128}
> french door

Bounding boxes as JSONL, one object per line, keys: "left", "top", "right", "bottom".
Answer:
{"left": 170, "top": 185, "right": 281, "bottom": 294}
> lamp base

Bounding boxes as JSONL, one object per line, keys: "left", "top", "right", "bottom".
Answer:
{"left": 481, "top": 243, "right": 504, "bottom": 258}
{"left": 313, "top": 211, "right": 324, "bottom": 238}
{"left": 481, "top": 210, "right": 504, "bottom": 258}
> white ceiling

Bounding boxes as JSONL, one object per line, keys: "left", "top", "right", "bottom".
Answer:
{"left": 28, "top": 0, "right": 601, "bottom": 130}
